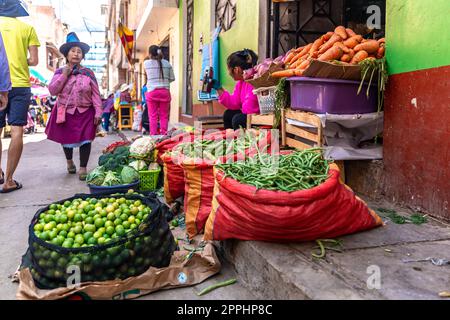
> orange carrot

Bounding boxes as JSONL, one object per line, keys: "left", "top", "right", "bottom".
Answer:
{"left": 354, "top": 40, "right": 379, "bottom": 54}
{"left": 340, "top": 54, "right": 351, "bottom": 63}
{"left": 310, "top": 37, "right": 325, "bottom": 55}
{"left": 344, "top": 36, "right": 361, "bottom": 49}
{"left": 295, "top": 46, "right": 305, "bottom": 53}
{"left": 290, "top": 44, "right": 312, "bottom": 65}
{"left": 333, "top": 42, "right": 350, "bottom": 54}
{"left": 348, "top": 49, "right": 355, "bottom": 60}
{"left": 318, "top": 34, "right": 342, "bottom": 54}
{"left": 298, "top": 59, "right": 311, "bottom": 70}
{"left": 322, "top": 31, "right": 335, "bottom": 41}
{"left": 311, "top": 51, "right": 319, "bottom": 59}
{"left": 376, "top": 46, "right": 385, "bottom": 59}
{"left": 284, "top": 51, "right": 297, "bottom": 64}
{"left": 294, "top": 69, "right": 305, "bottom": 77}
{"left": 334, "top": 26, "right": 348, "bottom": 40}
{"left": 318, "top": 46, "right": 343, "bottom": 62}
{"left": 378, "top": 38, "right": 385, "bottom": 44}
{"left": 350, "top": 50, "right": 369, "bottom": 64}
{"left": 346, "top": 28, "right": 357, "bottom": 38}
{"left": 271, "top": 69, "right": 296, "bottom": 78}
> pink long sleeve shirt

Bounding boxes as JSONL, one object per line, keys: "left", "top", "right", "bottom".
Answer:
{"left": 218, "top": 80, "right": 260, "bottom": 115}
{"left": 48, "top": 68, "right": 103, "bottom": 118}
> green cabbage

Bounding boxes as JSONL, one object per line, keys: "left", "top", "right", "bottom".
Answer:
{"left": 102, "top": 171, "right": 122, "bottom": 186}
{"left": 121, "top": 166, "right": 140, "bottom": 184}
{"left": 87, "top": 166, "right": 106, "bottom": 186}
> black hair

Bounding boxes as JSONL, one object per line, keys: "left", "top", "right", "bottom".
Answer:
{"left": 149, "top": 45, "right": 164, "bottom": 80}
{"left": 227, "top": 49, "right": 258, "bottom": 70}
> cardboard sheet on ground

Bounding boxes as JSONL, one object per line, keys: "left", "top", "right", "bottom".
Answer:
{"left": 286, "top": 112, "right": 384, "bottom": 160}
{"left": 15, "top": 243, "right": 221, "bottom": 300}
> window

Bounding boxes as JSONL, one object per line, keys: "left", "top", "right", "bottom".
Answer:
{"left": 215, "top": 0, "right": 237, "bottom": 32}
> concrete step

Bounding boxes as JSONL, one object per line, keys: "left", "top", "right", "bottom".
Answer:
{"left": 220, "top": 200, "right": 450, "bottom": 300}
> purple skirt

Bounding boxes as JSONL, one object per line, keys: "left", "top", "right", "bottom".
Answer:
{"left": 46, "top": 107, "right": 96, "bottom": 145}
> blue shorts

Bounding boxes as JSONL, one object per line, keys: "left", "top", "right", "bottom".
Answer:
{"left": 0, "top": 87, "right": 32, "bottom": 128}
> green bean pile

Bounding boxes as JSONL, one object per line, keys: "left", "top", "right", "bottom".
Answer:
{"left": 171, "top": 130, "right": 266, "bottom": 161}
{"left": 216, "top": 149, "right": 331, "bottom": 192}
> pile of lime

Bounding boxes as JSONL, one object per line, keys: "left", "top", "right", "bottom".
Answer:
{"left": 33, "top": 197, "right": 152, "bottom": 248}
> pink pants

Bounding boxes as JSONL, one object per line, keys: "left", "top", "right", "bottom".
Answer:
{"left": 146, "top": 88, "right": 171, "bottom": 135}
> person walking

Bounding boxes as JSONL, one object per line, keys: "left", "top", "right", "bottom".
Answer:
{"left": 0, "top": 0, "right": 40, "bottom": 193}
{"left": 144, "top": 45, "right": 175, "bottom": 136}
{"left": 101, "top": 91, "right": 114, "bottom": 133}
{"left": 45, "top": 32, "right": 102, "bottom": 181}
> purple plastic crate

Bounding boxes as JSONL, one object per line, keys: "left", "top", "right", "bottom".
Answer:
{"left": 288, "top": 77, "right": 377, "bottom": 114}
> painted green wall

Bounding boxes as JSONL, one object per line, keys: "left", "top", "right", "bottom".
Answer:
{"left": 218, "top": 0, "right": 259, "bottom": 92}
{"left": 386, "top": 0, "right": 450, "bottom": 75}
{"left": 191, "top": 0, "right": 260, "bottom": 103}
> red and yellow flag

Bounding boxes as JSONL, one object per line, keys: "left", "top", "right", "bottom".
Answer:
{"left": 118, "top": 22, "right": 134, "bottom": 63}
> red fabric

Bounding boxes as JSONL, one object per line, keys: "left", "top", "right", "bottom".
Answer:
{"left": 162, "top": 154, "right": 185, "bottom": 205}
{"left": 156, "top": 132, "right": 194, "bottom": 164}
{"left": 204, "top": 166, "right": 383, "bottom": 242}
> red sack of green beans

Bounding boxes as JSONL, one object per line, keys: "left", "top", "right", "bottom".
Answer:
{"left": 204, "top": 163, "right": 383, "bottom": 242}
{"left": 181, "top": 129, "right": 274, "bottom": 239}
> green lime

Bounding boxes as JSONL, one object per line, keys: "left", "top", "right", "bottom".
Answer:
{"left": 95, "top": 218, "right": 104, "bottom": 229}
{"left": 93, "top": 214, "right": 101, "bottom": 221}
{"left": 106, "top": 226, "right": 115, "bottom": 236}
{"left": 88, "top": 211, "right": 96, "bottom": 218}
{"left": 105, "top": 221, "right": 114, "bottom": 228}
{"left": 73, "top": 214, "right": 82, "bottom": 222}
{"left": 81, "top": 214, "right": 87, "bottom": 220}
{"left": 120, "top": 214, "right": 128, "bottom": 222}
{"left": 93, "top": 231, "right": 102, "bottom": 239}
{"left": 82, "top": 230, "right": 92, "bottom": 240}
{"left": 84, "top": 224, "right": 96, "bottom": 233}
{"left": 48, "top": 230, "right": 58, "bottom": 240}
{"left": 130, "top": 223, "right": 137, "bottom": 230}
{"left": 64, "top": 201, "right": 71, "bottom": 207}
{"left": 97, "top": 227, "right": 106, "bottom": 235}
{"left": 97, "top": 237, "right": 106, "bottom": 245}
{"left": 62, "top": 240, "right": 73, "bottom": 248}
{"left": 107, "top": 213, "right": 115, "bottom": 221}
{"left": 59, "top": 230, "right": 68, "bottom": 238}
{"left": 135, "top": 219, "right": 141, "bottom": 226}
{"left": 66, "top": 210, "right": 75, "bottom": 220}
{"left": 103, "top": 233, "right": 111, "bottom": 240}
{"left": 61, "top": 224, "right": 70, "bottom": 232}
{"left": 89, "top": 198, "right": 98, "bottom": 205}
{"left": 128, "top": 216, "right": 136, "bottom": 224}
{"left": 67, "top": 231, "right": 76, "bottom": 239}
{"left": 56, "top": 236, "right": 65, "bottom": 245}
{"left": 87, "top": 237, "right": 97, "bottom": 245}
{"left": 73, "top": 225, "right": 83, "bottom": 234}
{"left": 114, "top": 219, "right": 122, "bottom": 226}
{"left": 75, "top": 235, "right": 84, "bottom": 245}
{"left": 134, "top": 200, "right": 142, "bottom": 207}
{"left": 43, "top": 223, "right": 53, "bottom": 232}
{"left": 136, "top": 213, "right": 143, "bottom": 221}
{"left": 49, "top": 204, "right": 58, "bottom": 210}
{"left": 122, "top": 221, "right": 131, "bottom": 230}
{"left": 115, "top": 225, "right": 126, "bottom": 237}
{"left": 44, "top": 214, "right": 53, "bottom": 223}
{"left": 143, "top": 214, "right": 149, "bottom": 220}
{"left": 34, "top": 231, "right": 41, "bottom": 238}
{"left": 34, "top": 224, "right": 44, "bottom": 232}
{"left": 85, "top": 217, "right": 94, "bottom": 225}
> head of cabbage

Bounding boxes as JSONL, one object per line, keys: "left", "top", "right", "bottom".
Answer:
{"left": 121, "top": 166, "right": 140, "bottom": 184}
{"left": 87, "top": 166, "right": 106, "bottom": 186}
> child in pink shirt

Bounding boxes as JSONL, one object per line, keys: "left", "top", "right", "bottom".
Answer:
{"left": 216, "top": 49, "right": 260, "bottom": 130}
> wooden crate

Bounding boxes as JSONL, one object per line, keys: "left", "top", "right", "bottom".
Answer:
{"left": 247, "top": 113, "right": 277, "bottom": 129}
{"left": 282, "top": 109, "right": 323, "bottom": 149}
{"left": 118, "top": 105, "right": 134, "bottom": 130}
{"left": 282, "top": 109, "right": 345, "bottom": 182}
{"left": 195, "top": 116, "right": 224, "bottom": 130}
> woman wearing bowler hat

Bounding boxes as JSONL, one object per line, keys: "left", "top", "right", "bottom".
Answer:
{"left": 45, "top": 32, "right": 102, "bottom": 181}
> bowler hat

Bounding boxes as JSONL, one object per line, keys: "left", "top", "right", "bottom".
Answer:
{"left": 59, "top": 32, "right": 90, "bottom": 57}
{"left": 0, "top": 0, "right": 29, "bottom": 17}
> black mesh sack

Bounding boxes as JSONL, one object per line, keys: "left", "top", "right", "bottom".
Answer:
{"left": 23, "top": 193, "right": 177, "bottom": 290}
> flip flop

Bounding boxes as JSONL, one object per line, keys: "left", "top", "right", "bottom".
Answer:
{"left": 0, "top": 170, "right": 4, "bottom": 185}
{"left": 79, "top": 173, "right": 88, "bottom": 181}
{"left": 68, "top": 165, "right": 77, "bottom": 174}
{"left": 1, "top": 180, "right": 23, "bottom": 194}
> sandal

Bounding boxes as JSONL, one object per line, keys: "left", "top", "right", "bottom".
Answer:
{"left": 0, "top": 170, "right": 4, "bottom": 184}
{"left": 1, "top": 180, "right": 23, "bottom": 194}
{"left": 68, "top": 165, "right": 77, "bottom": 174}
{"left": 79, "top": 173, "right": 88, "bottom": 181}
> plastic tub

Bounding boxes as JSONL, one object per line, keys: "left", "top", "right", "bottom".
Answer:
{"left": 288, "top": 77, "right": 377, "bottom": 114}
{"left": 88, "top": 181, "right": 140, "bottom": 195}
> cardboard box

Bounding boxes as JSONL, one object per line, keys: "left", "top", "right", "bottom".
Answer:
{"left": 246, "top": 63, "right": 284, "bottom": 89}
{"left": 303, "top": 60, "right": 363, "bottom": 81}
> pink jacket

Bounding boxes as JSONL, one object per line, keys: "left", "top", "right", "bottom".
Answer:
{"left": 49, "top": 67, "right": 103, "bottom": 118}
{"left": 219, "top": 80, "right": 260, "bottom": 115}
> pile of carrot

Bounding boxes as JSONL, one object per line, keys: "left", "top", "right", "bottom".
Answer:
{"left": 271, "top": 26, "right": 385, "bottom": 78}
